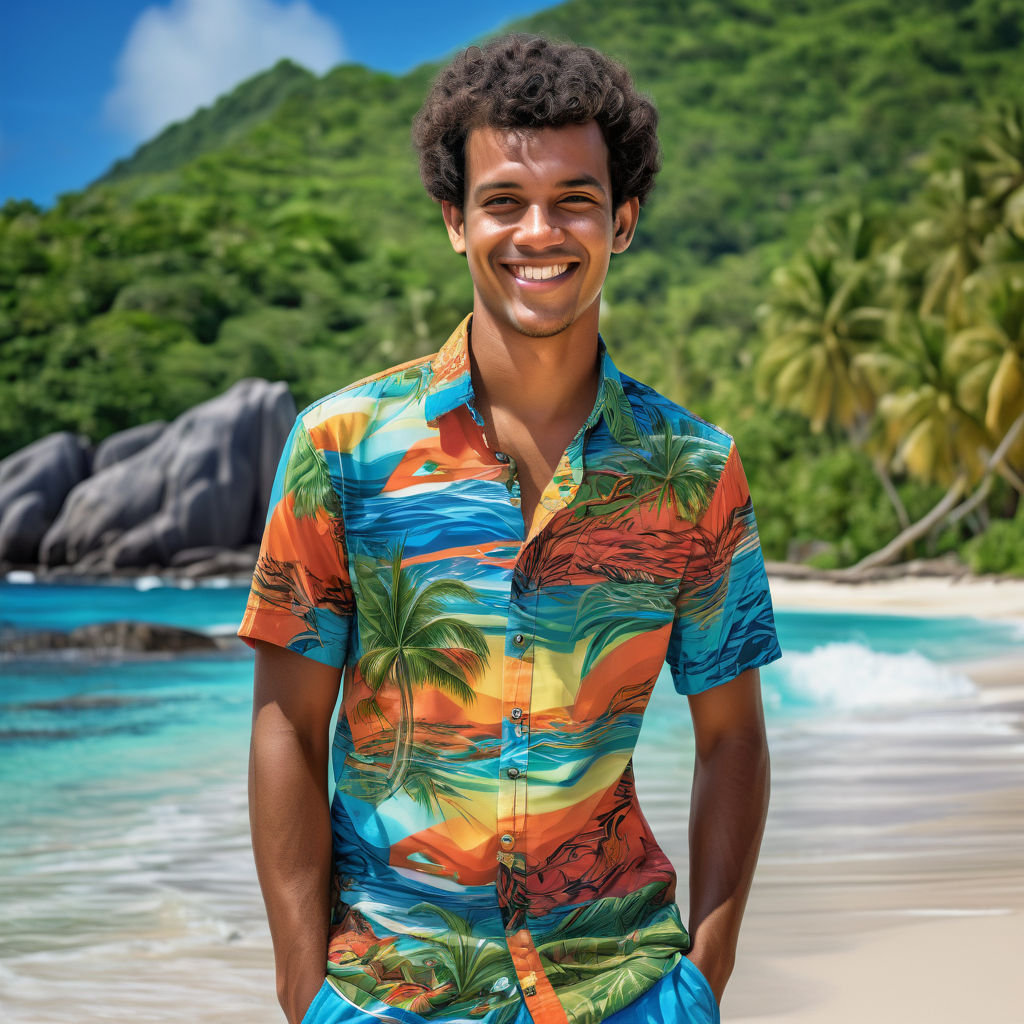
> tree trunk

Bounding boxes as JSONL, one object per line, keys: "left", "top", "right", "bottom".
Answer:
{"left": 847, "top": 474, "right": 968, "bottom": 572}
{"left": 944, "top": 475, "right": 993, "bottom": 531}
{"left": 849, "top": 409, "right": 1024, "bottom": 572}
{"left": 385, "top": 663, "right": 414, "bottom": 796}
{"left": 871, "top": 454, "right": 911, "bottom": 530}
{"left": 846, "top": 419, "right": 910, "bottom": 530}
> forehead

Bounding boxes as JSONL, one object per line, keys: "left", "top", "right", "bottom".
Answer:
{"left": 464, "top": 121, "right": 611, "bottom": 192}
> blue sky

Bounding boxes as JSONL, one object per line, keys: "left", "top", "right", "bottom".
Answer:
{"left": 0, "top": 0, "right": 557, "bottom": 206}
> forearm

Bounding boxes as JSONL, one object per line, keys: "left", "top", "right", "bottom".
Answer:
{"left": 249, "top": 707, "right": 333, "bottom": 1023}
{"left": 686, "top": 724, "right": 770, "bottom": 1001}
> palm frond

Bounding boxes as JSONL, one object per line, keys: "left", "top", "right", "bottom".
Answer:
{"left": 284, "top": 423, "right": 341, "bottom": 520}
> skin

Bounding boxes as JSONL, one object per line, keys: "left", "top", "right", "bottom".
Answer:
{"left": 249, "top": 117, "right": 770, "bottom": 1020}
{"left": 441, "top": 122, "right": 638, "bottom": 529}
{"left": 686, "top": 668, "right": 770, "bottom": 1001}
{"left": 249, "top": 641, "right": 340, "bottom": 1023}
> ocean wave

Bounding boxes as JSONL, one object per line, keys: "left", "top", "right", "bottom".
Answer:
{"left": 765, "top": 642, "right": 977, "bottom": 712}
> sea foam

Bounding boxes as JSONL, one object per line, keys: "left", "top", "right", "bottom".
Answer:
{"left": 766, "top": 642, "right": 977, "bottom": 712}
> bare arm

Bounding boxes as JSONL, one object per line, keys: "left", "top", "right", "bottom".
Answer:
{"left": 685, "top": 667, "right": 770, "bottom": 1003}
{"left": 249, "top": 640, "right": 342, "bottom": 1024}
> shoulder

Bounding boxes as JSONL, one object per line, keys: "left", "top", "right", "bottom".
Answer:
{"left": 294, "top": 353, "right": 437, "bottom": 452}
{"left": 618, "top": 372, "right": 735, "bottom": 455}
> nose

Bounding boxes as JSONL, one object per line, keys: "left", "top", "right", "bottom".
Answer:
{"left": 513, "top": 203, "right": 565, "bottom": 249}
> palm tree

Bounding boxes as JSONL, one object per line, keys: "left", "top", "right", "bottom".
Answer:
{"left": 901, "top": 147, "right": 1000, "bottom": 326}
{"left": 875, "top": 314, "right": 990, "bottom": 487}
{"left": 948, "top": 273, "right": 1024, "bottom": 487}
{"left": 608, "top": 414, "right": 728, "bottom": 522}
{"left": 969, "top": 102, "right": 1024, "bottom": 235}
{"left": 758, "top": 208, "right": 909, "bottom": 524}
{"left": 850, "top": 314, "right": 990, "bottom": 571}
{"left": 353, "top": 547, "right": 489, "bottom": 799}
{"left": 758, "top": 209, "right": 888, "bottom": 434}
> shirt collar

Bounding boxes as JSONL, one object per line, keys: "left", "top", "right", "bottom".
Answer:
{"left": 424, "top": 314, "right": 641, "bottom": 446}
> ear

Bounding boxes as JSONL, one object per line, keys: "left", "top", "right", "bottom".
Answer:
{"left": 611, "top": 196, "right": 640, "bottom": 254}
{"left": 441, "top": 200, "right": 467, "bottom": 255}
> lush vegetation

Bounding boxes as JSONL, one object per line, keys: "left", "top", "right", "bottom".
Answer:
{"left": 2, "top": 0, "right": 1023, "bottom": 571}
{"left": 758, "top": 104, "right": 1024, "bottom": 569}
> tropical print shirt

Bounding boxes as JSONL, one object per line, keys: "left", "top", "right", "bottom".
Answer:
{"left": 238, "top": 315, "right": 781, "bottom": 1024}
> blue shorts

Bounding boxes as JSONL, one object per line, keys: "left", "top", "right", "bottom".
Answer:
{"left": 300, "top": 955, "right": 720, "bottom": 1024}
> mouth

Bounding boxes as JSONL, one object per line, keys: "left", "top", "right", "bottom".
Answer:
{"left": 503, "top": 262, "right": 577, "bottom": 286}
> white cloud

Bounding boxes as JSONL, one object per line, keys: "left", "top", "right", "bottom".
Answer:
{"left": 104, "top": 0, "right": 345, "bottom": 140}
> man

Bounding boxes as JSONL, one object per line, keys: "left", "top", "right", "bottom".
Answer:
{"left": 241, "top": 34, "right": 781, "bottom": 1024}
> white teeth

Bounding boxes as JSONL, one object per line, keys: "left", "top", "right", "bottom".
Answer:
{"left": 511, "top": 263, "right": 569, "bottom": 281}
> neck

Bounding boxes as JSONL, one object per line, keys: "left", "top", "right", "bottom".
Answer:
{"left": 467, "top": 305, "right": 602, "bottom": 429}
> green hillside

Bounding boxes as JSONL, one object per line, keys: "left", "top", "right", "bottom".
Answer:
{"left": 99, "top": 59, "right": 317, "bottom": 183}
{"left": 2, "top": 0, "right": 1023, "bottom": 569}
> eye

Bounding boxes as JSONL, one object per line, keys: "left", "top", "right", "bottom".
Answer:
{"left": 482, "top": 195, "right": 517, "bottom": 209}
{"left": 562, "top": 193, "right": 598, "bottom": 205}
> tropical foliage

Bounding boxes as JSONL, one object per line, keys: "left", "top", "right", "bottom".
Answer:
{"left": 3, "top": 0, "right": 1024, "bottom": 570}
{"left": 759, "top": 102, "right": 1024, "bottom": 569}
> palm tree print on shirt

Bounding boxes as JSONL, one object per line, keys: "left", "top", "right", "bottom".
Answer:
{"left": 352, "top": 547, "right": 489, "bottom": 800}
{"left": 609, "top": 415, "right": 727, "bottom": 522}
{"left": 250, "top": 422, "right": 353, "bottom": 651}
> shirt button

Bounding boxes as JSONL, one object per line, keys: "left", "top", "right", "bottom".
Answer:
{"left": 513, "top": 633, "right": 525, "bottom": 647}
{"left": 495, "top": 451, "right": 510, "bottom": 463}
{"left": 507, "top": 767, "right": 521, "bottom": 779}
{"left": 500, "top": 833, "right": 515, "bottom": 850}
{"left": 511, "top": 707, "right": 523, "bottom": 720}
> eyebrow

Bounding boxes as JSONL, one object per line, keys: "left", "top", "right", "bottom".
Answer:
{"left": 472, "top": 175, "right": 608, "bottom": 202}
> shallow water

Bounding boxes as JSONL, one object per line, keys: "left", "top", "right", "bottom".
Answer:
{"left": 2, "top": 580, "right": 1023, "bottom": 1021}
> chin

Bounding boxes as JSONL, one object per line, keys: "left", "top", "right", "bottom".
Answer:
{"left": 509, "top": 311, "right": 578, "bottom": 339}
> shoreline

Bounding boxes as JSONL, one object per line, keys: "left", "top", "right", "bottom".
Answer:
{"left": 768, "top": 571, "right": 1024, "bottom": 622}
{"left": 8, "top": 561, "right": 1024, "bottom": 623}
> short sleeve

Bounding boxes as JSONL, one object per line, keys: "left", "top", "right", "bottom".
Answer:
{"left": 237, "top": 415, "right": 354, "bottom": 668}
{"left": 666, "top": 442, "right": 781, "bottom": 695}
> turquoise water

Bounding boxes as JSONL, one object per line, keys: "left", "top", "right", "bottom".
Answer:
{"left": 1, "top": 579, "right": 1022, "bottom": 1021}
{"left": 2, "top": 579, "right": 1021, "bottom": 806}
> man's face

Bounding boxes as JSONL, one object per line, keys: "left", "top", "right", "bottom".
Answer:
{"left": 441, "top": 121, "right": 638, "bottom": 340}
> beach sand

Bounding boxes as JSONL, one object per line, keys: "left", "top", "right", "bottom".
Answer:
{"left": 717, "top": 575, "right": 1024, "bottom": 1024}
{"left": 769, "top": 571, "right": 1024, "bottom": 621}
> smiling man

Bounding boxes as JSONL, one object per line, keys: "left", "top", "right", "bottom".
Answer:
{"left": 241, "top": 34, "right": 782, "bottom": 1024}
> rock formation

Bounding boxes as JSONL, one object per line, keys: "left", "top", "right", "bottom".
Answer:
{"left": 93, "top": 421, "right": 167, "bottom": 473}
{"left": 0, "top": 620, "right": 221, "bottom": 655}
{"left": 6, "top": 378, "right": 296, "bottom": 572}
{"left": 0, "top": 432, "right": 92, "bottom": 564}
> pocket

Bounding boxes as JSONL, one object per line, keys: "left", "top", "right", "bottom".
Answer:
{"left": 678, "top": 955, "right": 720, "bottom": 1024}
{"left": 299, "top": 978, "right": 332, "bottom": 1024}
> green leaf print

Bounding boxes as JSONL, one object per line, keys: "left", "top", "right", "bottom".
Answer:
{"left": 609, "top": 415, "right": 727, "bottom": 522}
{"left": 284, "top": 422, "right": 342, "bottom": 519}
{"left": 353, "top": 547, "right": 489, "bottom": 799}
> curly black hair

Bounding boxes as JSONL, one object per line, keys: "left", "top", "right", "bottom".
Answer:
{"left": 412, "top": 34, "right": 661, "bottom": 209}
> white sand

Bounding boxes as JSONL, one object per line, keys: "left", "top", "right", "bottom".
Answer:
{"left": 729, "top": 911, "right": 1024, "bottom": 1023}
{"left": 769, "top": 572, "right": 1024, "bottom": 622}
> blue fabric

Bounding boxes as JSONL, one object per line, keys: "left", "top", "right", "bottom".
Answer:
{"left": 300, "top": 956, "right": 719, "bottom": 1024}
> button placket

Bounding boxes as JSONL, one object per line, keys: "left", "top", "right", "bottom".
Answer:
{"left": 497, "top": 585, "right": 535, "bottom": 886}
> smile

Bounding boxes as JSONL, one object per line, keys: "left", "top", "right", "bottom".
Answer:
{"left": 506, "top": 263, "right": 573, "bottom": 282}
